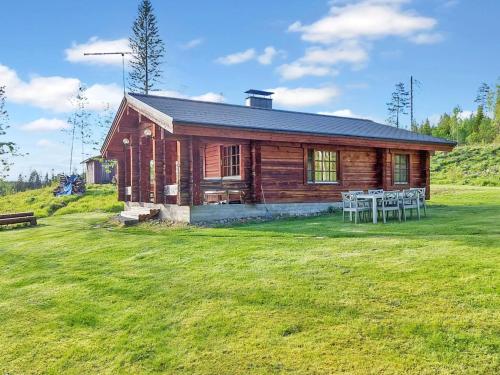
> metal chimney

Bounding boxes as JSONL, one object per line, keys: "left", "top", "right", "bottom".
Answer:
{"left": 245, "top": 89, "right": 273, "bottom": 109}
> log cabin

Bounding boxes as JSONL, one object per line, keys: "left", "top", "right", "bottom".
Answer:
{"left": 101, "top": 90, "right": 455, "bottom": 223}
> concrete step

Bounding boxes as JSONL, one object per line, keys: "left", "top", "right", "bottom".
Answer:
{"left": 119, "top": 208, "right": 160, "bottom": 223}
{"left": 112, "top": 215, "right": 139, "bottom": 226}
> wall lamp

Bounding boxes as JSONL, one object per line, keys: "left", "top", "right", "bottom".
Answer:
{"left": 143, "top": 128, "right": 152, "bottom": 137}
{"left": 122, "top": 138, "right": 130, "bottom": 145}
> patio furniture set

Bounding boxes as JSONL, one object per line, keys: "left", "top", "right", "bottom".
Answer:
{"left": 342, "top": 187, "right": 427, "bottom": 224}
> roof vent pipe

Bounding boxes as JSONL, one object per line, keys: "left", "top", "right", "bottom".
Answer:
{"left": 245, "top": 89, "right": 273, "bottom": 109}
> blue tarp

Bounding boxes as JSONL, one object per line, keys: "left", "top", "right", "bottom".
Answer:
{"left": 54, "top": 174, "right": 85, "bottom": 197}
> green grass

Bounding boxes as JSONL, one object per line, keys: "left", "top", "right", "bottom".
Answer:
{"left": 0, "top": 185, "right": 499, "bottom": 374}
{"left": 0, "top": 184, "right": 123, "bottom": 218}
{"left": 432, "top": 144, "right": 500, "bottom": 186}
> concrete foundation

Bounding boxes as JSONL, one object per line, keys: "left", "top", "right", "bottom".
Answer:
{"left": 125, "top": 201, "right": 341, "bottom": 224}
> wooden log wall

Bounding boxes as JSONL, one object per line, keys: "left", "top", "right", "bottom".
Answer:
{"left": 177, "top": 138, "right": 193, "bottom": 206}
{"left": 257, "top": 141, "right": 428, "bottom": 203}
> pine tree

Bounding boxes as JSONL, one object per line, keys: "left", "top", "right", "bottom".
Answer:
{"left": 474, "top": 82, "right": 490, "bottom": 109}
{"left": 28, "top": 170, "right": 42, "bottom": 189}
{"left": 129, "top": 0, "right": 165, "bottom": 94}
{"left": 43, "top": 172, "right": 50, "bottom": 187}
{"left": 386, "top": 82, "right": 410, "bottom": 129}
{"left": 15, "top": 173, "right": 25, "bottom": 192}
{"left": 0, "top": 86, "right": 18, "bottom": 179}
{"left": 420, "top": 119, "right": 432, "bottom": 135}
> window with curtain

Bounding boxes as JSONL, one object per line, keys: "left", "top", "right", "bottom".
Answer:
{"left": 307, "top": 149, "right": 338, "bottom": 183}
{"left": 222, "top": 145, "right": 240, "bottom": 177}
{"left": 394, "top": 154, "right": 409, "bottom": 184}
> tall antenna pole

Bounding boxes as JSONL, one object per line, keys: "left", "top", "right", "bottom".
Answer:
{"left": 83, "top": 52, "right": 132, "bottom": 94}
{"left": 410, "top": 75, "right": 414, "bottom": 131}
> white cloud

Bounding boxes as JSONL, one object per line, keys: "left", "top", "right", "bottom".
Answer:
{"left": 277, "top": 63, "right": 335, "bottom": 80}
{"left": 0, "top": 64, "right": 122, "bottom": 113}
{"left": 21, "top": 118, "right": 70, "bottom": 132}
{"left": 181, "top": 38, "right": 204, "bottom": 50}
{"left": 85, "top": 83, "right": 123, "bottom": 111}
{"left": 257, "top": 47, "right": 278, "bottom": 65}
{"left": 282, "top": 1, "right": 441, "bottom": 80}
{"left": 216, "top": 49, "right": 256, "bottom": 65}
{"left": 217, "top": 46, "right": 283, "bottom": 66}
{"left": 409, "top": 32, "right": 444, "bottom": 44}
{"left": 300, "top": 41, "right": 369, "bottom": 65}
{"left": 268, "top": 86, "right": 339, "bottom": 108}
{"left": 191, "top": 92, "right": 225, "bottom": 102}
{"left": 155, "top": 90, "right": 225, "bottom": 103}
{"left": 288, "top": 1, "right": 438, "bottom": 44}
{"left": 36, "top": 139, "right": 56, "bottom": 147}
{"left": 318, "top": 109, "right": 365, "bottom": 118}
{"left": 277, "top": 41, "right": 368, "bottom": 80}
{"left": 65, "top": 37, "right": 131, "bottom": 66}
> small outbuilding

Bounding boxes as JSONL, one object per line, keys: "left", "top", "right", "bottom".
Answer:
{"left": 82, "top": 156, "right": 116, "bottom": 184}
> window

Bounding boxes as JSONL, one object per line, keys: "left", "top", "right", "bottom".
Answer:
{"left": 307, "top": 149, "right": 338, "bottom": 183}
{"left": 394, "top": 154, "right": 409, "bottom": 184}
{"left": 222, "top": 145, "right": 240, "bottom": 177}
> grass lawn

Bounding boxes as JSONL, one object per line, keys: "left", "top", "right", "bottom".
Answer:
{"left": 0, "top": 185, "right": 499, "bottom": 374}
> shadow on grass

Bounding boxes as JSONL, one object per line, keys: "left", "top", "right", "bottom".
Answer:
{"left": 0, "top": 222, "right": 48, "bottom": 232}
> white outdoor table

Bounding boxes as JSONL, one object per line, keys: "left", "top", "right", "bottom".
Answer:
{"left": 357, "top": 193, "right": 383, "bottom": 224}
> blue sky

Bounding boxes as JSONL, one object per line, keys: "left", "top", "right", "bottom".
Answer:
{"left": 1, "top": 0, "right": 498, "bottom": 179}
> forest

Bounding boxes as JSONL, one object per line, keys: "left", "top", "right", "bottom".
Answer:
{"left": 412, "top": 82, "right": 500, "bottom": 145}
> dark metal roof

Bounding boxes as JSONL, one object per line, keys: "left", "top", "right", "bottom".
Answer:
{"left": 128, "top": 93, "right": 456, "bottom": 146}
{"left": 244, "top": 89, "right": 274, "bottom": 96}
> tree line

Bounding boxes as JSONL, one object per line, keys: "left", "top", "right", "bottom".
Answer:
{"left": 387, "top": 80, "right": 500, "bottom": 145}
{"left": 0, "top": 170, "right": 60, "bottom": 195}
{"left": 413, "top": 83, "right": 500, "bottom": 145}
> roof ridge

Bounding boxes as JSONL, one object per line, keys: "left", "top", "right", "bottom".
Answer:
{"left": 128, "top": 92, "right": 377, "bottom": 123}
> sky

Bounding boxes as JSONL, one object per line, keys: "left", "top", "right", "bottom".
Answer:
{"left": 1, "top": 0, "right": 498, "bottom": 179}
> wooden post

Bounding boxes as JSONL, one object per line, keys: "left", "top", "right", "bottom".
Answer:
{"left": 140, "top": 137, "right": 152, "bottom": 202}
{"left": 422, "top": 150, "right": 431, "bottom": 199}
{"left": 376, "top": 148, "right": 384, "bottom": 189}
{"left": 192, "top": 138, "right": 202, "bottom": 206}
{"left": 117, "top": 157, "right": 126, "bottom": 201}
{"left": 177, "top": 138, "right": 193, "bottom": 206}
{"left": 153, "top": 125, "right": 164, "bottom": 204}
{"left": 163, "top": 140, "right": 177, "bottom": 204}
{"left": 130, "top": 135, "right": 140, "bottom": 202}
{"left": 377, "top": 148, "right": 391, "bottom": 191}
{"left": 250, "top": 141, "right": 262, "bottom": 203}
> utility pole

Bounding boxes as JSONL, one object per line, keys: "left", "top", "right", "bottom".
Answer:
{"left": 83, "top": 52, "right": 132, "bottom": 94}
{"left": 409, "top": 76, "right": 422, "bottom": 131}
{"left": 410, "top": 75, "right": 414, "bottom": 131}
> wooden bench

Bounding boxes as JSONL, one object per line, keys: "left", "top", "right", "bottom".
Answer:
{"left": 0, "top": 212, "right": 37, "bottom": 227}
